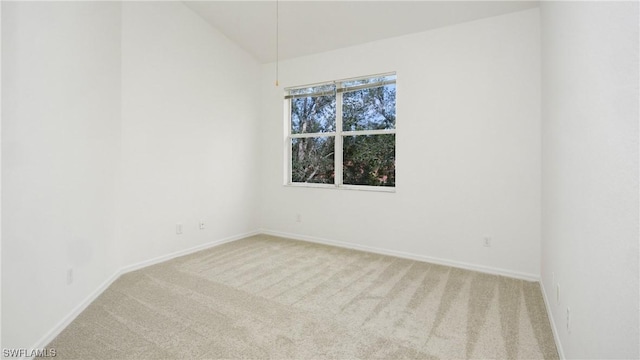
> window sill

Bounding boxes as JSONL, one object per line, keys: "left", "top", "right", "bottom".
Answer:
{"left": 284, "top": 183, "right": 396, "bottom": 193}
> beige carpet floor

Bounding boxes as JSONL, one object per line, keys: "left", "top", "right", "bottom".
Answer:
{"left": 46, "top": 235, "right": 559, "bottom": 359}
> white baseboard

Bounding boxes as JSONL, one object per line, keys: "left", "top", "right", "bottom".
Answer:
{"left": 26, "top": 269, "right": 122, "bottom": 359}
{"left": 27, "top": 230, "right": 260, "bottom": 359}
{"left": 540, "top": 279, "right": 565, "bottom": 359}
{"left": 119, "top": 230, "right": 260, "bottom": 274}
{"left": 260, "top": 229, "right": 540, "bottom": 282}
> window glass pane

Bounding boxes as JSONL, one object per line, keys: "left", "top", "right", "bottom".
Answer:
{"left": 290, "top": 85, "right": 336, "bottom": 134}
{"left": 342, "top": 83, "right": 396, "bottom": 131}
{"left": 291, "top": 137, "right": 335, "bottom": 184}
{"left": 343, "top": 134, "right": 395, "bottom": 187}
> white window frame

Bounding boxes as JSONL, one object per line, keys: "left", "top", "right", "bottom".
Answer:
{"left": 284, "top": 72, "right": 396, "bottom": 192}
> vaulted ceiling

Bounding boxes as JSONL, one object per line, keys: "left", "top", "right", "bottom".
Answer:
{"left": 184, "top": 1, "right": 539, "bottom": 63}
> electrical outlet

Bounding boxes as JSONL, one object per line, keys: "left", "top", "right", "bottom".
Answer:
{"left": 176, "top": 223, "right": 183, "bottom": 235}
{"left": 296, "top": 214, "right": 302, "bottom": 223}
{"left": 566, "top": 307, "right": 571, "bottom": 333}
{"left": 483, "top": 237, "right": 492, "bottom": 247}
{"left": 199, "top": 221, "right": 205, "bottom": 230}
{"left": 66, "top": 268, "right": 74, "bottom": 285}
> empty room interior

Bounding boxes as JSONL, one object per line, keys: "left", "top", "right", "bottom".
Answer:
{"left": 1, "top": 0, "right": 638, "bottom": 359}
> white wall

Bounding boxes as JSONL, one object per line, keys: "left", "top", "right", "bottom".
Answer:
{"left": 2, "top": 2, "right": 122, "bottom": 349}
{"left": 1, "top": 1, "right": 262, "bottom": 350}
{"left": 259, "top": 9, "right": 541, "bottom": 279}
{"left": 118, "top": 2, "right": 261, "bottom": 267}
{"left": 540, "top": 2, "right": 639, "bottom": 359}
{"left": 1, "top": 0, "right": 4, "bottom": 350}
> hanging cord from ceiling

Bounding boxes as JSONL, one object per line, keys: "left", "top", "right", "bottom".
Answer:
{"left": 275, "top": 0, "right": 280, "bottom": 87}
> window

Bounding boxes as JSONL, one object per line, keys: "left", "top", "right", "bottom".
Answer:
{"left": 286, "top": 73, "right": 396, "bottom": 190}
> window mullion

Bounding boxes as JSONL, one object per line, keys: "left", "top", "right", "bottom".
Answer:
{"left": 335, "top": 83, "right": 343, "bottom": 187}
{"left": 290, "top": 132, "right": 337, "bottom": 139}
{"left": 286, "top": 98, "right": 292, "bottom": 185}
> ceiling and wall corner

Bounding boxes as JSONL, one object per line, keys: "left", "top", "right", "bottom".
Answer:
{"left": 183, "top": 0, "right": 539, "bottom": 63}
